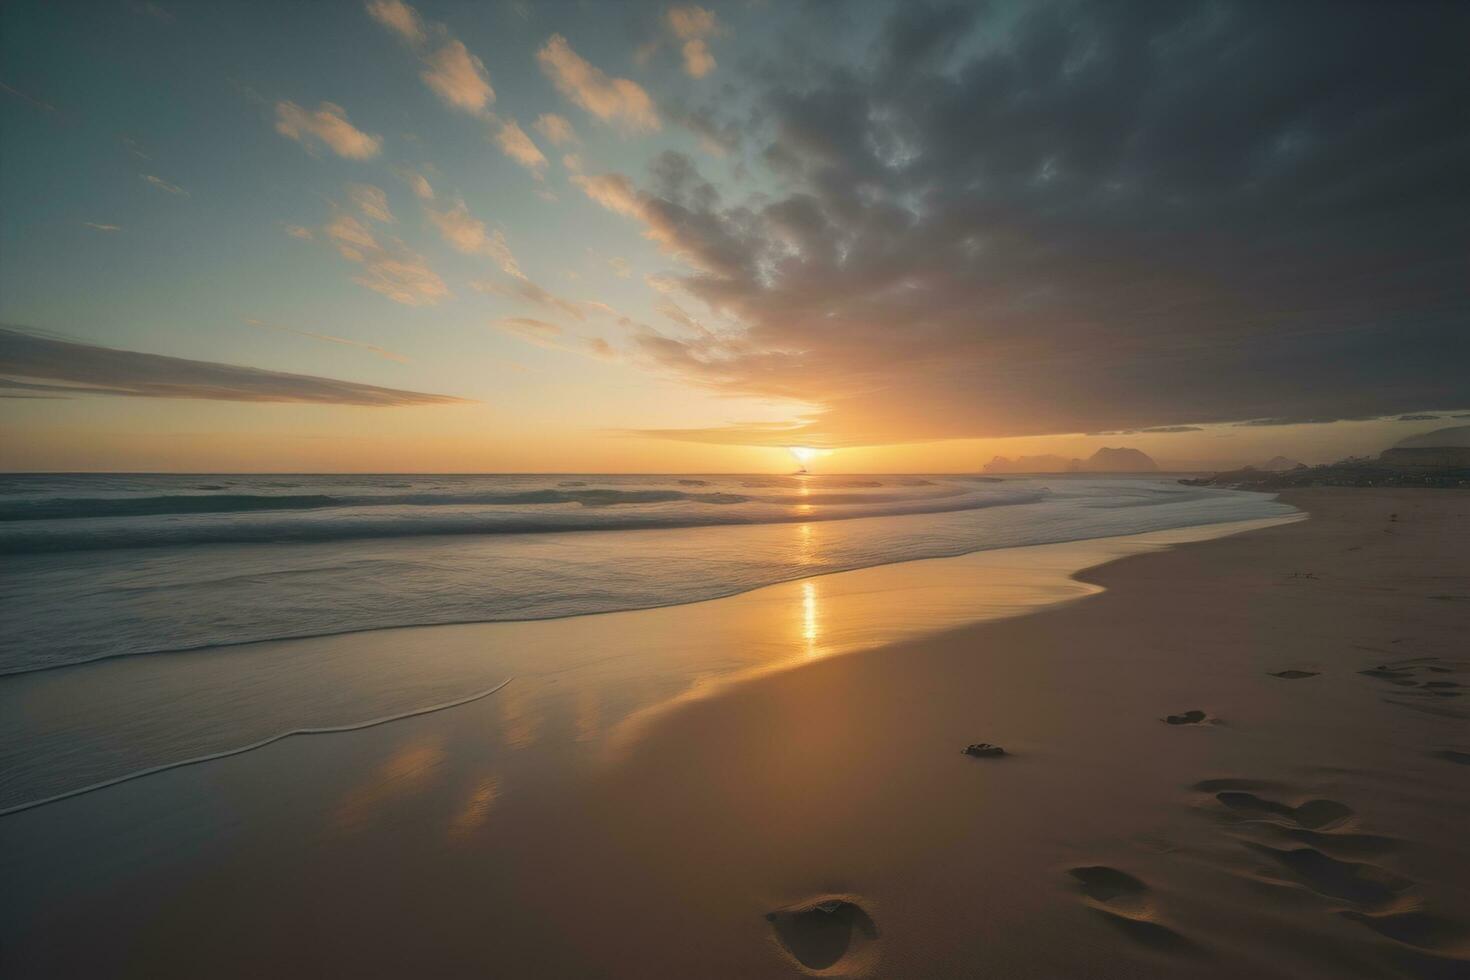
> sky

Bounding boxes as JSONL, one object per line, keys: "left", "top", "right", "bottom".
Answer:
{"left": 1, "top": 0, "right": 1466, "bottom": 473}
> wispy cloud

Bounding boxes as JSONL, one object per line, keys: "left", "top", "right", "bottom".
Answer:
{"left": 244, "top": 318, "right": 410, "bottom": 363}
{"left": 140, "top": 174, "right": 189, "bottom": 196}
{"left": 421, "top": 39, "right": 494, "bottom": 114}
{"left": 473, "top": 277, "right": 586, "bottom": 322}
{"left": 537, "top": 35, "right": 659, "bottom": 132}
{"left": 533, "top": 113, "right": 578, "bottom": 147}
{"left": 323, "top": 213, "right": 448, "bottom": 306}
{"left": 494, "top": 317, "right": 562, "bottom": 340}
{"left": 392, "top": 166, "right": 435, "bottom": 201}
{"left": 274, "top": 101, "right": 382, "bottom": 159}
{"left": 490, "top": 317, "right": 614, "bottom": 360}
{"left": 427, "top": 200, "right": 522, "bottom": 278}
{"left": 0, "top": 80, "right": 57, "bottom": 112}
{"left": 493, "top": 118, "right": 547, "bottom": 177}
{"left": 83, "top": 222, "right": 122, "bottom": 233}
{"left": 364, "top": 0, "right": 424, "bottom": 46}
{"left": 0, "top": 326, "right": 466, "bottom": 406}
{"left": 367, "top": 1, "right": 494, "bottom": 116}
{"left": 571, "top": 173, "right": 644, "bottom": 219}
{"left": 347, "top": 183, "right": 395, "bottom": 223}
{"left": 284, "top": 224, "right": 314, "bottom": 240}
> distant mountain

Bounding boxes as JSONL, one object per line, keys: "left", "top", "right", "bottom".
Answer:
{"left": 983, "top": 447, "right": 1157, "bottom": 473}
{"left": 1257, "top": 456, "right": 1304, "bottom": 471}
{"left": 1076, "top": 447, "right": 1158, "bottom": 472}
{"left": 1395, "top": 425, "right": 1470, "bottom": 449}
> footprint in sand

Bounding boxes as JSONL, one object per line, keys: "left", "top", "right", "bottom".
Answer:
{"left": 1269, "top": 670, "right": 1320, "bottom": 679}
{"left": 766, "top": 898, "right": 878, "bottom": 973}
{"left": 1339, "top": 909, "right": 1470, "bottom": 957}
{"left": 1243, "top": 843, "right": 1411, "bottom": 908}
{"left": 1193, "top": 781, "right": 1469, "bottom": 962}
{"left": 1359, "top": 657, "right": 1470, "bottom": 718}
{"left": 1430, "top": 749, "right": 1470, "bottom": 766}
{"left": 1066, "top": 867, "right": 1197, "bottom": 953}
{"left": 1214, "top": 791, "right": 1354, "bottom": 830}
{"left": 1164, "top": 710, "right": 1209, "bottom": 725}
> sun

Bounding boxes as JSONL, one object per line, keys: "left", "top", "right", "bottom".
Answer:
{"left": 787, "top": 446, "right": 818, "bottom": 463}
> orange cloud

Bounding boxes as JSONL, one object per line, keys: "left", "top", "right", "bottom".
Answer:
{"left": 493, "top": 119, "right": 547, "bottom": 176}
{"left": 422, "top": 39, "right": 494, "bottom": 114}
{"left": 537, "top": 35, "right": 658, "bottom": 132}
{"left": 274, "top": 101, "right": 382, "bottom": 159}
{"left": 533, "top": 112, "right": 578, "bottom": 146}
{"left": 323, "top": 213, "right": 448, "bottom": 306}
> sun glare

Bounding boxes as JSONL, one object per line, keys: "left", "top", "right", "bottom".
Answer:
{"left": 788, "top": 446, "right": 817, "bottom": 463}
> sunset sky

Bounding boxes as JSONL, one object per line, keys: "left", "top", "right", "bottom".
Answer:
{"left": 2, "top": 0, "right": 1466, "bottom": 472}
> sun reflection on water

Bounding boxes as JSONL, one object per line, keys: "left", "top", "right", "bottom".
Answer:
{"left": 801, "top": 580, "right": 821, "bottom": 658}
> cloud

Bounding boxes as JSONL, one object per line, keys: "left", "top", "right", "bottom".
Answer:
{"left": 244, "top": 318, "right": 410, "bottom": 363}
{"left": 533, "top": 113, "right": 578, "bottom": 147}
{"left": 587, "top": 3, "right": 1470, "bottom": 447}
{"left": 666, "top": 5, "right": 717, "bottom": 41}
{"left": 537, "top": 34, "right": 659, "bottom": 132}
{"left": 494, "top": 317, "right": 562, "bottom": 340}
{"left": 573, "top": 161, "right": 748, "bottom": 276}
{"left": 366, "top": 0, "right": 494, "bottom": 117}
{"left": 664, "top": 7, "right": 721, "bottom": 78}
{"left": 490, "top": 317, "right": 613, "bottom": 359}
{"left": 421, "top": 39, "right": 494, "bottom": 114}
{"left": 427, "top": 200, "right": 522, "bottom": 277}
{"left": 83, "top": 222, "right": 122, "bottom": 232}
{"left": 392, "top": 166, "right": 435, "bottom": 200}
{"left": 140, "top": 174, "right": 188, "bottom": 196}
{"left": 607, "top": 257, "right": 631, "bottom": 278}
{"left": 347, "top": 183, "right": 395, "bottom": 223}
{"left": 283, "top": 224, "right": 314, "bottom": 240}
{"left": 572, "top": 173, "right": 645, "bottom": 219}
{"left": 274, "top": 101, "right": 382, "bottom": 159}
{"left": 0, "top": 326, "right": 467, "bottom": 406}
{"left": 471, "top": 277, "right": 586, "bottom": 323}
{"left": 0, "top": 80, "right": 58, "bottom": 112}
{"left": 679, "top": 40, "right": 715, "bottom": 79}
{"left": 323, "top": 213, "right": 448, "bottom": 306}
{"left": 493, "top": 119, "right": 547, "bottom": 176}
{"left": 424, "top": 199, "right": 581, "bottom": 320}
{"left": 365, "top": 0, "right": 424, "bottom": 46}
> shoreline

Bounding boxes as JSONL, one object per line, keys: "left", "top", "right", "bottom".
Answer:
{"left": 3, "top": 489, "right": 1467, "bottom": 977}
{"left": 0, "top": 511, "right": 1292, "bottom": 815}
{"left": 0, "top": 480, "right": 1283, "bottom": 677}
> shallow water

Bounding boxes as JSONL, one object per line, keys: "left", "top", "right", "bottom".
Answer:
{"left": 0, "top": 510, "right": 1296, "bottom": 815}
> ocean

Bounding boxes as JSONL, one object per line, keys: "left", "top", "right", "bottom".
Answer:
{"left": 0, "top": 472, "right": 1289, "bottom": 674}
{"left": 1, "top": 472, "right": 1294, "bottom": 813}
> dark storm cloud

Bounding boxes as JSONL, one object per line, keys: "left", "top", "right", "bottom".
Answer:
{"left": 0, "top": 326, "right": 472, "bottom": 406}
{"left": 590, "top": 1, "right": 1470, "bottom": 446}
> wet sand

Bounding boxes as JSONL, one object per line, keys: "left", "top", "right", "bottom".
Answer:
{"left": 3, "top": 489, "right": 1468, "bottom": 977}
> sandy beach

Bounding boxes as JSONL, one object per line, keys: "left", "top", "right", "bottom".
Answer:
{"left": 3, "top": 488, "right": 1468, "bottom": 978}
